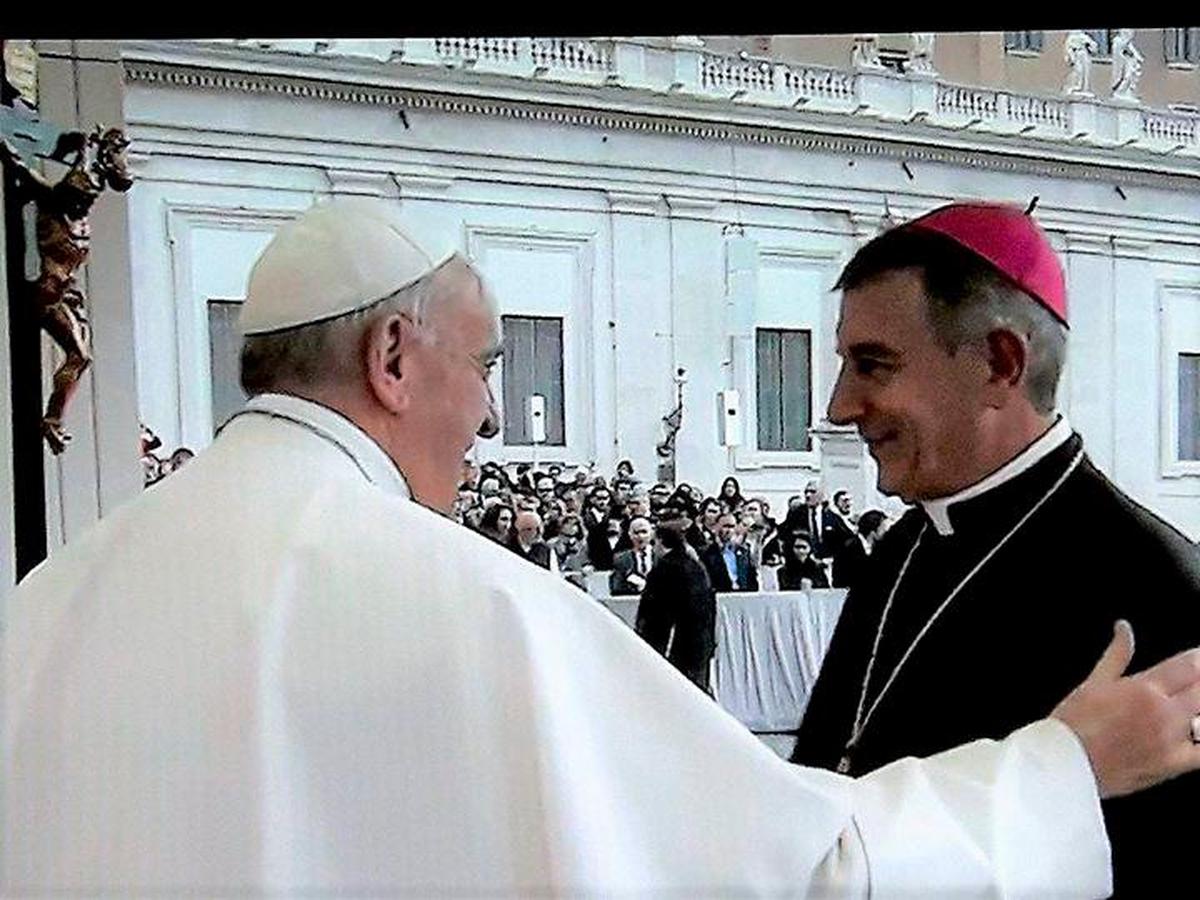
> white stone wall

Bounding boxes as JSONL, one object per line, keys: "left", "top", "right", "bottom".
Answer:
{"left": 118, "top": 42, "right": 1200, "bottom": 539}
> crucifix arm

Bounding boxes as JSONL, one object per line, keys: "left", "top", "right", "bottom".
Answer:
{"left": 0, "top": 138, "right": 56, "bottom": 202}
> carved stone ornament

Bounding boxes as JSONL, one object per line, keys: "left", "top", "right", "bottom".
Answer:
{"left": 851, "top": 34, "right": 884, "bottom": 71}
{"left": 2, "top": 39, "right": 38, "bottom": 108}
{"left": 1063, "top": 30, "right": 1098, "bottom": 97}
{"left": 655, "top": 367, "right": 687, "bottom": 484}
{"left": 0, "top": 125, "right": 134, "bottom": 454}
{"left": 1111, "top": 29, "right": 1143, "bottom": 103}
{"left": 909, "top": 33, "right": 937, "bottom": 77}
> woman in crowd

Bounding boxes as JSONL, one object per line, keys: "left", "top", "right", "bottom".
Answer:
{"left": 548, "top": 514, "right": 587, "bottom": 568}
{"left": 740, "top": 497, "right": 776, "bottom": 566}
{"left": 777, "top": 532, "right": 830, "bottom": 591}
{"left": 541, "top": 498, "right": 569, "bottom": 540}
{"left": 478, "top": 503, "right": 515, "bottom": 545}
{"left": 718, "top": 476, "right": 745, "bottom": 513}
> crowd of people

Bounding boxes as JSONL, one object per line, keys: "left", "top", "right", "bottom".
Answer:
{"left": 453, "top": 457, "right": 891, "bottom": 692}
{"left": 453, "top": 457, "right": 890, "bottom": 597}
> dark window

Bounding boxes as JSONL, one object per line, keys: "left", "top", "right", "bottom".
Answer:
{"left": 208, "top": 298, "right": 247, "bottom": 432}
{"left": 501, "top": 315, "right": 565, "bottom": 446}
{"left": 1004, "top": 32, "right": 1044, "bottom": 53}
{"left": 1180, "top": 353, "right": 1200, "bottom": 461}
{"left": 1086, "top": 30, "right": 1114, "bottom": 59}
{"left": 756, "top": 328, "right": 812, "bottom": 452}
{"left": 1164, "top": 28, "right": 1200, "bottom": 64}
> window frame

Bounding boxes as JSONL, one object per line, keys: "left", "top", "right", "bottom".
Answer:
{"left": 1176, "top": 352, "right": 1200, "bottom": 464}
{"left": 1004, "top": 31, "right": 1044, "bottom": 56}
{"left": 729, "top": 242, "right": 842, "bottom": 474}
{"left": 1158, "top": 283, "right": 1200, "bottom": 478}
{"left": 1085, "top": 29, "right": 1114, "bottom": 61}
{"left": 1164, "top": 27, "right": 1200, "bottom": 67}
{"left": 499, "top": 313, "right": 567, "bottom": 448}
{"left": 755, "top": 326, "right": 814, "bottom": 453}
{"left": 206, "top": 297, "right": 247, "bottom": 433}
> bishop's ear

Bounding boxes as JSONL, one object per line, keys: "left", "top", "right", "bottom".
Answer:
{"left": 982, "top": 328, "right": 1030, "bottom": 406}
{"left": 364, "top": 312, "right": 418, "bottom": 414}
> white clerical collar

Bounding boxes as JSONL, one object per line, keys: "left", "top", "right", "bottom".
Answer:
{"left": 240, "top": 393, "right": 412, "bottom": 499}
{"left": 920, "top": 414, "right": 1072, "bottom": 537}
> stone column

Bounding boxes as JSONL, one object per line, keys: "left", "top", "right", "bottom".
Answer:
{"left": 606, "top": 191, "right": 673, "bottom": 480}
{"left": 0, "top": 160, "right": 14, "bottom": 591}
{"left": 809, "top": 421, "right": 868, "bottom": 509}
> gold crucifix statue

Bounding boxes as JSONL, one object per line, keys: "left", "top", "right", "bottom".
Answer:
{"left": 1, "top": 125, "right": 134, "bottom": 454}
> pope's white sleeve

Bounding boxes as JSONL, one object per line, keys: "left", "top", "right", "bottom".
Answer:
{"left": 809, "top": 718, "right": 1111, "bottom": 898}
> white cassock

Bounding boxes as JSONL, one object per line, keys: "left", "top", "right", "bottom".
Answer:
{"left": 2, "top": 393, "right": 1110, "bottom": 896}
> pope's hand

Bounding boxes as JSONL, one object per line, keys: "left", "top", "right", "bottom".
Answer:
{"left": 1053, "top": 620, "right": 1200, "bottom": 798}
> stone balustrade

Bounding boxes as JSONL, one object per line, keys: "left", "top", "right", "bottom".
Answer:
{"left": 131, "top": 38, "right": 1200, "bottom": 160}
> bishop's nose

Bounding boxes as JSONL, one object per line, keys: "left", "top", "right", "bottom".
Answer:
{"left": 825, "top": 364, "right": 862, "bottom": 427}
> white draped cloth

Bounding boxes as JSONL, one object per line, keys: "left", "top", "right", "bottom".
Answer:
{"left": 3, "top": 394, "right": 1111, "bottom": 896}
{"left": 715, "top": 590, "right": 848, "bottom": 732}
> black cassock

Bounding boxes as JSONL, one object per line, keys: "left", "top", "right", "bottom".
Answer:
{"left": 792, "top": 432, "right": 1200, "bottom": 897}
{"left": 635, "top": 548, "right": 716, "bottom": 692}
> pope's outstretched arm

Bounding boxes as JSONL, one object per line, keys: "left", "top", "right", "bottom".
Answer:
{"left": 809, "top": 620, "right": 1200, "bottom": 897}
{"left": 447, "top": 542, "right": 1200, "bottom": 898}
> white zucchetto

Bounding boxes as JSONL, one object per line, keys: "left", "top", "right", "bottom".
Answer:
{"left": 240, "top": 198, "right": 457, "bottom": 335}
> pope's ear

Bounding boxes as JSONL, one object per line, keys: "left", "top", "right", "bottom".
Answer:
{"left": 981, "top": 328, "right": 1029, "bottom": 407}
{"left": 364, "top": 312, "right": 418, "bottom": 414}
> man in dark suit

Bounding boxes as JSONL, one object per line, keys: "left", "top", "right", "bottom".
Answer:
{"left": 636, "top": 510, "right": 716, "bottom": 692}
{"left": 582, "top": 485, "right": 617, "bottom": 569}
{"left": 801, "top": 481, "right": 842, "bottom": 559}
{"left": 610, "top": 516, "right": 657, "bottom": 596}
{"left": 610, "top": 477, "right": 636, "bottom": 520}
{"left": 700, "top": 512, "right": 759, "bottom": 593}
{"left": 827, "top": 490, "right": 857, "bottom": 549}
{"left": 585, "top": 515, "right": 623, "bottom": 572}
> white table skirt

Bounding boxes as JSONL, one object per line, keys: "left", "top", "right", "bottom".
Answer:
{"left": 713, "top": 590, "right": 847, "bottom": 732}
{"left": 599, "top": 589, "right": 847, "bottom": 732}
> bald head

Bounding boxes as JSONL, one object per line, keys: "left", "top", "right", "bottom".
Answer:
{"left": 628, "top": 515, "right": 653, "bottom": 550}
{"left": 514, "top": 510, "right": 543, "bottom": 548}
